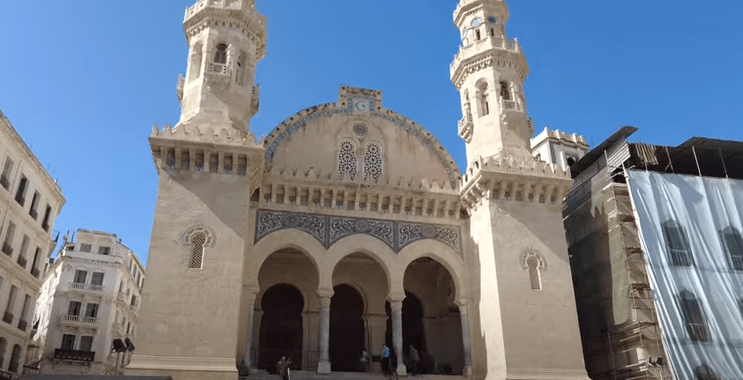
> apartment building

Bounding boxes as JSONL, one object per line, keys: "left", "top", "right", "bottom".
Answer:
{"left": 0, "top": 110, "right": 65, "bottom": 379}
{"left": 30, "top": 229, "right": 144, "bottom": 375}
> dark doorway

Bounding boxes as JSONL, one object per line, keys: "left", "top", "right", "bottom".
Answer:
{"left": 258, "top": 284, "right": 304, "bottom": 371}
{"left": 385, "top": 292, "right": 425, "bottom": 363}
{"left": 329, "top": 284, "right": 365, "bottom": 372}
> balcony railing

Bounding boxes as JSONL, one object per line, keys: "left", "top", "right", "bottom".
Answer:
{"left": 16, "top": 256, "right": 26, "bottom": 269}
{"left": 207, "top": 61, "right": 229, "bottom": 75}
{"left": 731, "top": 255, "right": 743, "bottom": 271}
{"left": 29, "top": 209, "right": 38, "bottom": 220}
{"left": 0, "top": 176, "right": 9, "bottom": 190}
{"left": 53, "top": 349, "right": 95, "bottom": 362}
{"left": 17, "top": 319, "right": 27, "bottom": 332}
{"left": 687, "top": 323, "right": 709, "bottom": 342}
{"left": 2, "top": 312, "right": 13, "bottom": 324}
{"left": 31, "top": 267, "right": 40, "bottom": 278}
{"left": 68, "top": 282, "right": 103, "bottom": 292}
{"left": 1, "top": 243, "right": 12, "bottom": 256}
{"left": 61, "top": 314, "right": 98, "bottom": 325}
{"left": 14, "top": 196, "right": 24, "bottom": 206}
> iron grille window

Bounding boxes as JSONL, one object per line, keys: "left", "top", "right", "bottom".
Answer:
{"left": 67, "top": 301, "right": 82, "bottom": 316}
{"left": 721, "top": 227, "right": 743, "bottom": 271}
{"left": 679, "top": 290, "right": 708, "bottom": 342}
{"left": 662, "top": 220, "right": 694, "bottom": 266}
{"left": 61, "top": 334, "right": 75, "bottom": 350}
{"left": 74, "top": 270, "right": 87, "bottom": 284}
{"left": 91, "top": 272, "right": 104, "bottom": 286}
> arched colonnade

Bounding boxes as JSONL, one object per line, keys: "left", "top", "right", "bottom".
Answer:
{"left": 243, "top": 229, "right": 473, "bottom": 376}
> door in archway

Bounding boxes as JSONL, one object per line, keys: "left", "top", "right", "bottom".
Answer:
{"left": 330, "top": 284, "right": 365, "bottom": 371}
{"left": 258, "top": 284, "right": 304, "bottom": 370}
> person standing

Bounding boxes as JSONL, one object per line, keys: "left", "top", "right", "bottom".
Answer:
{"left": 381, "top": 343, "right": 391, "bottom": 375}
{"left": 407, "top": 345, "right": 419, "bottom": 375}
{"left": 358, "top": 350, "right": 369, "bottom": 372}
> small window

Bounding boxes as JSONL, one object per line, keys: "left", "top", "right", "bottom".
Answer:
{"left": 79, "top": 336, "right": 93, "bottom": 352}
{"left": 130, "top": 295, "right": 137, "bottom": 307}
{"left": 679, "top": 290, "right": 708, "bottom": 342}
{"left": 475, "top": 29, "right": 481, "bottom": 40}
{"left": 98, "top": 246, "right": 111, "bottom": 255}
{"left": 363, "top": 143, "right": 383, "bottom": 182}
{"left": 74, "top": 270, "right": 87, "bottom": 284}
{"left": 189, "top": 232, "right": 206, "bottom": 269}
{"left": 8, "top": 344, "right": 21, "bottom": 373}
{"left": 84, "top": 303, "right": 99, "bottom": 318}
{"left": 29, "top": 191, "right": 40, "bottom": 219}
{"left": 663, "top": 220, "right": 694, "bottom": 266}
{"left": 61, "top": 334, "right": 75, "bottom": 350}
{"left": 721, "top": 227, "right": 743, "bottom": 271}
{"left": 338, "top": 141, "right": 358, "bottom": 180}
{"left": 68, "top": 301, "right": 82, "bottom": 316}
{"left": 214, "top": 43, "right": 228, "bottom": 64}
{"left": 79, "top": 244, "right": 92, "bottom": 252}
{"left": 499, "top": 81, "right": 511, "bottom": 100}
{"left": 41, "top": 205, "right": 52, "bottom": 231}
{"left": 526, "top": 256, "right": 542, "bottom": 290}
{"left": 91, "top": 272, "right": 104, "bottom": 286}
{"left": 0, "top": 157, "right": 13, "bottom": 190}
{"left": 14, "top": 175, "right": 28, "bottom": 206}
{"left": 2, "top": 221, "right": 16, "bottom": 255}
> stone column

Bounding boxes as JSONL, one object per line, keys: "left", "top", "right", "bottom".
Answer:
{"left": 317, "top": 295, "right": 332, "bottom": 374}
{"left": 240, "top": 291, "right": 258, "bottom": 374}
{"left": 390, "top": 300, "right": 407, "bottom": 376}
{"left": 457, "top": 301, "right": 473, "bottom": 378}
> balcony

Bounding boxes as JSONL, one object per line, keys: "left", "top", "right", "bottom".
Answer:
{"left": 31, "top": 267, "right": 40, "bottom": 278}
{"left": 61, "top": 314, "right": 98, "bottom": 325}
{"left": 16, "top": 256, "right": 26, "bottom": 269}
{"left": 53, "top": 349, "right": 95, "bottom": 362}
{"left": 1, "top": 243, "right": 12, "bottom": 256}
{"left": 687, "top": 323, "right": 709, "bottom": 342}
{"left": 206, "top": 61, "right": 229, "bottom": 75}
{"left": 0, "top": 176, "right": 9, "bottom": 190}
{"left": 68, "top": 282, "right": 103, "bottom": 292}
{"left": 17, "top": 319, "right": 27, "bottom": 332}
{"left": 458, "top": 116, "right": 473, "bottom": 143}
{"left": 731, "top": 255, "right": 743, "bottom": 271}
{"left": 2, "top": 311, "right": 13, "bottom": 324}
{"left": 29, "top": 209, "right": 38, "bottom": 220}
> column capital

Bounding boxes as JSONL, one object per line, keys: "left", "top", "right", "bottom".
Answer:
{"left": 389, "top": 300, "right": 403, "bottom": 313}
{"left": 388, "top": 292, "right": 406, "bottom": 303}
{"left": 318, "top": 288, "right": 334, "bottom": 299}
{"left": 455, "top": 299, "right": 468, "bottom": 315}
{"left": 318, "top": 296, "right": 331, "bottom": 308}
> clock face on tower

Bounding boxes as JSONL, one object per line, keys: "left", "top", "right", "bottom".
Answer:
{"left": 471, "top": 18, "right": 482, "bottom": 27}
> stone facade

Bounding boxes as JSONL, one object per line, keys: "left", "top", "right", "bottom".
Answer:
{"left": 29, "top": 229, "right": 144, "bottom": 375}
{"left": 127, "top": 1, "right": 590, "bottom": 379}
{"left": 0, "top": 109, "right": 65, "bottom": 378}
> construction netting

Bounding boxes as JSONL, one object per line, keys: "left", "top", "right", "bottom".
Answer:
{"left": 626, "top": 170, "right": 743, "bottom": 379}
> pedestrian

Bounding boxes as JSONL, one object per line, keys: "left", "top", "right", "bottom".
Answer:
{"left": 407, "top": 345, "right": 419, "bottom": 375}
{"left": 381, "top": 343, "right": 391, "bottom": 375}
{"left": 358, "top": 349, "right": 369, "bottom": 372}
{"left": 276, "top": 356, "right": 292, "bottom": 380}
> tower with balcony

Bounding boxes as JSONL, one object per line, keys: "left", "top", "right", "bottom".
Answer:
{"left": 30, "top": 229, "right": 144, "bottom": 375}
{"left": 453, "top": 1, "right": 590, "bottom": 379}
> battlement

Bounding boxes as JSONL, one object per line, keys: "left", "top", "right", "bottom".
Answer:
{"left": 531, "top": 127, "right": 588, "bottom": 148}
{"left": 150, "top": 123, "right": 261, "bottom": 148}
{"left": 185, "top": 0, "right": 262, "bottom": 23}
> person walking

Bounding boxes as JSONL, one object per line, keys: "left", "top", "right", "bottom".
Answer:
{"left": 381, "top": 343, "right": 391, "bottom": 375}
{"left": 358, "top": 350, "right": 369, "bottom": 372}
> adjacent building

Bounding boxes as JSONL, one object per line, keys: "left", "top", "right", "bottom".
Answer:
{"left": 0, "top": 110, "right": 65, "bottom": 378}
{"left": 530, "top": 127, "right": 590, "bottom": 171}
{"left": 30, "top": 229, "right": 144, "bottom": 375}
{"left": 126, "top": 0, "right": 590, "bottom": 379}
{"left": 564, "top": 127, "right": 743, "bottom": 379}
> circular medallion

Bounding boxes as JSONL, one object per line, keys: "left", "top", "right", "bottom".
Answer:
{"left": 355, "top": 219, "right": 369, "bottom": 232}
{"left": 284, "top": 214, "right": 299, "bottom": 227}
{"left": 355, "top": 101, "right": 368, "bottom": 111}
{"left": 353, "top": 123, "right": 368, "bottom": 136}
{"left": 421, "top": 225, "right": 437, "bottom": 238}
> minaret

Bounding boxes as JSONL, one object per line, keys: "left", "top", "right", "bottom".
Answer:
{"left": 454, "top": 2, "right": 590, "bottom": 380}
{"left": 177, "top": 0, "right": 267, "bottom": 132}
{"left": 127, "top": 1, "right": 266, "bottom": 379}
{"left": 450, "top": 0, "right": 532, "bottom": 165}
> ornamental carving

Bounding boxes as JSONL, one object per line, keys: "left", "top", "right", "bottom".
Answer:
{"left": 255, "top": 210, "right": 461, "bottom": 254}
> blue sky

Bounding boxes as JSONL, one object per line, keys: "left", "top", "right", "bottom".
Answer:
{"left": 1, "top": 0, "right": 741, "bottom": 264}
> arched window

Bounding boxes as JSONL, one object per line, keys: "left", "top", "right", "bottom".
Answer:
{"left": 8, "top": 344, "right": 21, "bottom": 373}
{"left": 476, "top": 82, "right": 489, "bottom": 117}
{"left": 214, "top": 44, "right": 228, "bottom": 64}
{"left": 499, "top": 81, "right": 511, "bottom": 100}
{"left": 521, "top": 251, "right": 545, "bottom": 290}
{"left": 189, "top": 232, "right": 206, "bottom": 269}
{"left": 363, "top": 143, "right": 382, "bottom": 182}
{"left": 0, "top": 337, "right": 6, "bottom": 368}
{"left": 720, "top": 226, "right": 743, "bottom": 271}
{"left": 662, "top": 220, "right": 694, "bottom": 266}
{"left": 338, "top": 141, "right": 358, "bottom": 180}
{"left": 679, "top": 290, "right": 708, "bottom": 342}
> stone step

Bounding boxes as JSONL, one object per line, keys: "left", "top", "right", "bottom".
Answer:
{"left": 241, "top": 370, "right": 464, "bottom": 380}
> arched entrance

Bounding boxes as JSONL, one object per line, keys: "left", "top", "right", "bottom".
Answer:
{"left": 402, "top": 257, "right": 464, "bottom": 375}
{"left": 329, "top": 284, "right": 365, "bottom": 371}
{"left": 258, "top": 284, "right": 304, "bottom": 371}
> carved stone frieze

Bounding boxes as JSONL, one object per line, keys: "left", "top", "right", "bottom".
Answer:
{"left": 255, "top": 210, "right": 461, "bottom": 254}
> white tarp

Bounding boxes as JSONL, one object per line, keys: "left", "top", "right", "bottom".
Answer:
{"left": 626, "top": 170, "right": 743, "bottom": 380}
